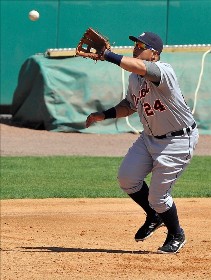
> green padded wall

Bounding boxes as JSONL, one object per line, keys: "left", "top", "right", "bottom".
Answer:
{"left": 11, "top": 50, "right": 211, "bottom": 134}
{"left": 58, "top": 0, "right": 167, "bottom": 48}
{"left": 167, "top": 0, "right": 211, "bottom": 44}
{"left": 1, "top": 0, "right": 211, "bottom": 107}
{"left": 1, "top": 0, "right": 58, "bottom": 105}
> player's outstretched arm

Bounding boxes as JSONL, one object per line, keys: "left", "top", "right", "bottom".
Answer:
{"left": 86, "top": 99, "right": 135, "bottom": 128}
{"left": 103, "top": 50, "right": 147, "bottom": 76}
{"left": 115, "top": 98, "right": 135, "bottom": 118}
{"left": 120, "top": 56, "right": 147, "bottom": 76}
{"left": 86, "top": 112, "right": 105, "bottom": 128}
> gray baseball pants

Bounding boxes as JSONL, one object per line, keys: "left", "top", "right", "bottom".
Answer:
{"left": 118, "top": 128, "right": 199, "bottom": 213}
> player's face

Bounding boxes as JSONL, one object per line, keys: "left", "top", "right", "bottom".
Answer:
{"left": 133, "top": 42, "right": 159, "bottom": 61}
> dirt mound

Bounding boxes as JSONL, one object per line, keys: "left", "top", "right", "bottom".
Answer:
{"left": 1, "top": 123, "right": 211, "bottom": 279}
{"left": 1, "top": 198, "right": 211, "bottom": 280}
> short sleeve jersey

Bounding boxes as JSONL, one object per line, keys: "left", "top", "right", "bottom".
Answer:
{"left": 126, "top": 61, "right": 195, "bottom": 136}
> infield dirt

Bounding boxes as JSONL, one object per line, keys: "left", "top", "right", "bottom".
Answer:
{"left": 1, "top": 124, "right": 211, "bottom": 280}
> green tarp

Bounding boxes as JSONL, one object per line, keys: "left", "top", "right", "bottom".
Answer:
{"left": 11, "top": 50, "right": 211, "bottom": 134}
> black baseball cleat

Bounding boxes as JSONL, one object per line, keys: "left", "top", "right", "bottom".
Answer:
{"left": 157, "top": 228, "right": 186, "bottom": 254}
{"left": 135, "top": 214, "right": 164, "bottom": 242}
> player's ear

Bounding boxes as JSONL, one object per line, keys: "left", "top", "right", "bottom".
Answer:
{"left": 151, "top": 52, "right": 155, "bottom": 61}
{"left": 151, "top": 51, "right": 159, "bottom": 61}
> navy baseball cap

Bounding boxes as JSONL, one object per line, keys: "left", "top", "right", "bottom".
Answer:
{"left": 129, "top": 32, "right": 163, "bottom": 54}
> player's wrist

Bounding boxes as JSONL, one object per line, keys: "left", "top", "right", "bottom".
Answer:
{"left": 104, "top": 50, "right": 123, "bottom": 66}
{"left": 103, "top": 107, "right": 117, "bottom": 119}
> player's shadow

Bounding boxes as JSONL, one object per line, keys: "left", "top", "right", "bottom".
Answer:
{"left": 20, "top": 246, "right": 156, "bottom": 254}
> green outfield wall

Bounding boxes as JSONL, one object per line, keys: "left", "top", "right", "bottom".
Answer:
{"left": 1, "top": 0, "right": 211, "bottom": 107}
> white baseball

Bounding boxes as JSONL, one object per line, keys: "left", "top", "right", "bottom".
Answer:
{"left": 29, "top": 10, "right": 40, "bottom": 21}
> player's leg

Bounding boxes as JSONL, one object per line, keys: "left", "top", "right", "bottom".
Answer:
{"left": 149, "top": 129, "right": 199, "bottom": 253}
{"left": 158, "top": 202, "right": 186, "bottom": 254}
{"left": 129, "top": 181, "right": 164, "bottom": 241}
{"left": 118, "top": 133, "right": 153, "bottom": 195}
{"left": 149, "top": 159, "right": 187, "bottom": 253}
{"left": 118, "top": 133, "right": 164, "bottom": 241}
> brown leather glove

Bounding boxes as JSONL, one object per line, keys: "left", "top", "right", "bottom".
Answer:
{"left": 76, "top": 27, "right": 111, "bottom": 61}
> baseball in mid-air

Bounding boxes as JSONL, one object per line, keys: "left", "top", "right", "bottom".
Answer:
{"left": 29, "top": 10, "right": 40, "bottom": 21}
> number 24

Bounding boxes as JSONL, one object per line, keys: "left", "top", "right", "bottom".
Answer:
{"left": 144, "top": 99, "right": 166, "bottom": 116}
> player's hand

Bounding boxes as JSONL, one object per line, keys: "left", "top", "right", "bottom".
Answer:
{"left": 86, "top": 112, "right": 105, "bottom": 128}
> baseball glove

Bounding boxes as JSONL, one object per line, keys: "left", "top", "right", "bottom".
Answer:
{"left": 76, "top": 27, "right": 111, "bottom": 61}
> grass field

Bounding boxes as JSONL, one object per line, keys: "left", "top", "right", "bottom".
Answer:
{"left": 1, "top": 156, "right": 211, "bottom": 199}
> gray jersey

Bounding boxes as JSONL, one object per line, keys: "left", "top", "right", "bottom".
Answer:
{"left": 126, "top": 61, "right": 195, "bottom": 136}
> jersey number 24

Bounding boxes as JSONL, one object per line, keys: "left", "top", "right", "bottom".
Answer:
{"left": 144, "top": 99, "right": 166, "bottom": 117}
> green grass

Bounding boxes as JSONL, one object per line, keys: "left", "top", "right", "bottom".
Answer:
{"left": 1, "top": 156, "right": 210, "bottom": 199}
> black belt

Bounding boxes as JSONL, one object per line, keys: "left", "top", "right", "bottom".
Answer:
{"left": 154, "top": 122, "right": 196, "bottom": 139}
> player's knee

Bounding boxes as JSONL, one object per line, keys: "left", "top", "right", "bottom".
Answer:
{"left": 117, "top": 171, "right": 132, "bottom": 193}
{"left": 148, "top": 192, "right": 173, "bottom": 213}
{"left": 118, "top": 159, "right": 131, "bottom": 188}
{"left": 118, "top": 168, "right": 142, "bottom": 194}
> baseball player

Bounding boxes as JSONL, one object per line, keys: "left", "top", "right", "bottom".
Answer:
{"left": 86, "top": 32, "right": 199, "bottom": 254}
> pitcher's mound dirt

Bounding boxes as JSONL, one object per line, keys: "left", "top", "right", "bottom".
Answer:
{"left": 1, "top": 124, "right": 211, "bottom": 279}
{"left": 1, "top": 198, "right": 211, "bottom": 280}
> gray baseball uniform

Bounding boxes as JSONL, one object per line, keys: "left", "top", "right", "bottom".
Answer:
{"left": 127, "top": 61, "right": 195, "bottom": 136}
{"left": 118, "top": 61, "right": 199, "bottom": 213}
